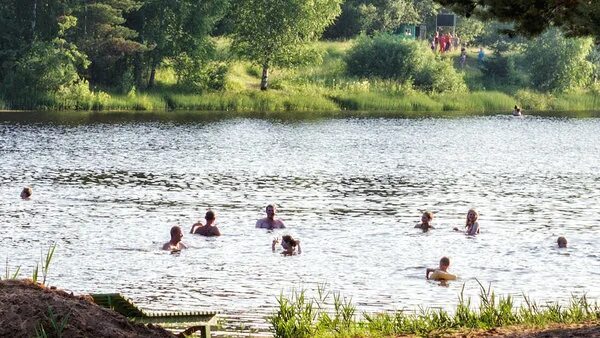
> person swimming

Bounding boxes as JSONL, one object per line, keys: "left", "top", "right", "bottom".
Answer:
{"left": 190, "top": 210, "right": 221, "bottom": 236}
{"left": 20, "top": 187, "right": 32, "bottom": 200}
{"left": 162, "top": 226, "right": 187, "bottom": 251}
{"left": 454, "top": 209, "right": 480, "bottom": 235}
{"left": 557, "top": 236, "right": 567, "bottom": 248}
{"left": 256, "top": 204, "right": 285, "bottom": 229}
{"left": 426, "top": 256, "right": 455, "bottom": 280}
{"left": 272, "top": 235, "right": 301, "bottom": 255}
{"left": 512, "top": 105, "right": 522, "bottom": 116}
{"left": 414, "top": 211, "right": 434, "bottom": 232}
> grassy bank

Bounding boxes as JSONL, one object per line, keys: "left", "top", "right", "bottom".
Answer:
{"left": 268, "top": 283, "right": 599, "bottom": 338}
{"left": 2, "top": 39, "right": 600, "bottom": 113}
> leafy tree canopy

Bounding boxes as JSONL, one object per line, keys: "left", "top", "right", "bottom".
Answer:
{"left": 435, "top": 0, "right": 600, "bottom": 41}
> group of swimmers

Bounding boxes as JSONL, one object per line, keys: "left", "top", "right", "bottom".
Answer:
{"left": 18, "top": 187, "right": 568, "bottom": 280}
{"left": 419, "top": 208, "right": 568, "bottom": 281}
{"left": 161, "top": 204, "right": 301, "bottom": 255}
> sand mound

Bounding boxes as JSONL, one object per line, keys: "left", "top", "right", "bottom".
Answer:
{"left": 0, "top": 279, "right": 175, "bottom": 338}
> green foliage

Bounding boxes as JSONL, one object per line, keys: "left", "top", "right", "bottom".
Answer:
{"left": 231, "top": 0, "right": 342, "bottom": 89}
{"left": 171, "top": 54, "right": 229, "bottom": 92}
{"left": 268, "top": 283, "right": 600, "bottom": 337}
{"left": 455, "top": 16, "right": 485, "bottom": 45}
{"left": 346, "top": 34, "right": 467, "bottom": 93}
{"left": 524, "top": 29, "right": 594, "bottom": 92}
{"left": 435, "top": 0, "right": 600, "bottom": 42}
{"left": 324, "top": 0, "right": 428, "bottom": 39}
{"left": 1, "top": 16, "right": 91, "bottom": 109}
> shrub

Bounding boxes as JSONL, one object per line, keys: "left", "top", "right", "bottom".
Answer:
{"left": 346, "top": 34, "right": 466, "bottom": 93}
{"left": 524, "top": 29, "right": 594, "bottom": 92}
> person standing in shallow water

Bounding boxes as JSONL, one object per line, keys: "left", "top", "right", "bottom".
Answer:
{"left": 256, "top": 204, "right": 285, "bottom": 229}
{"left": 190, "top": 210, "right": 221, "bottom": 236}
{"left": 162, "top": 226, "right": 187, "bottom": 251}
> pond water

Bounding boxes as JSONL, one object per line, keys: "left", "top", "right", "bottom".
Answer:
{"left": 1, "top": 111, "right": 599, "bottom": 334}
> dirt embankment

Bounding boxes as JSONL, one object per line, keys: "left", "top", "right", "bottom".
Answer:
{"left": 0, "top": 279, "right": 175, "bottom": 338}
{"left": 429, "top": 321, "right": 600, "bottom": 337}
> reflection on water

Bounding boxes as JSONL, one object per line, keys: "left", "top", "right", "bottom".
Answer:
{"left": 1, "top": 112, "right": 600, "bottom": 333}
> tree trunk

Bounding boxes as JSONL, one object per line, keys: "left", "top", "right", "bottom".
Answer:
{"left": 148, "top": 64, "right": 156, "bottom": 89}
{"left": 260, "top": 65, "right": 269, "bottom": 91}
{"left": 134, "top": 53, "right": 144, "bottom": 89}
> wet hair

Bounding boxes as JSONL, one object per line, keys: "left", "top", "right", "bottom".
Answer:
{"left": 466, "top": 208, "right": 479, "bottom": 227}
{"left": 422, "top": 211, "right": 433, "bottom": 221}
{"left": 205, "top": 210, "right": 215, "bottom": 221}
{"left": 440, "top": 256, "right": 450, "bottom": 266}
{"left": 514, "top": 105, "right": 519, "bottom": 110}
{"left": 557, "top": 236, "right": 567, "bottom": 248}
{"left": 266, "top": 204, "right": 276, "bottom": 211}
{"left": 282, "top": 235, "right": 298, "bottom": 247}
{"left": 21, "top": 187, "right": 32, "bottom": 198}
{"left": 170, "top": 225, "right": 182, "bottom": 238}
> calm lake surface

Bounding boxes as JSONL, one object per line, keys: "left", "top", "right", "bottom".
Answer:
{"left": 1, "top": 111, "right": 600, "bottom": 333}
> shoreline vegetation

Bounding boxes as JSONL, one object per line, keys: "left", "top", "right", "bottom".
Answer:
{"left": 2, "top": 40, "right": 600, "bottom": 114}
{"left": 268, "top": 283, "right": 600, "bottom": 338}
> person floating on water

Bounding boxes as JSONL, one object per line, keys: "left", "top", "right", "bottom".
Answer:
{"left": 557, "top": 236, "right": 567, "bottom": 248}
{"left": 426, "top": 256, "right": 456, "bottom": 280}
{"left": 512, "top": 105, "right": 522, "bottom": 116}
{"left": 415, "top": 211, "right": 435, "bottom": 232}
{"left": 162, "top": 225, "right": 187, "bottom": 251}
{"left": 256, "top": 204, "right": 285, "bottom": 229}
{"left": 454, "top": 208, "right": 480, "bottom": 235}
{"left": 190, "top": 210, "right": 221, "bottom": 236}
{"left": 20, "top": 187, "right": 32, "bottom": 200}
{"left": 272, "top": 235, "right": 301, "bottom": 255}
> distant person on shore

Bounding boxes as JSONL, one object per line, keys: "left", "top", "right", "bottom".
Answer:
{"left": 272, "top": 235, "right": 301, "bottom": 255}
{"left": 512, "top": 105, "right": 522, "bottom": 116}
{"left": 415, "top": 211, "right": 434, "bottom": 232}
{"left": 459, "top": 47, "right": 467, "bottom": 68}
{"left": 557, "top": 236, "right": 567, "bottom": 248}
{"left": 426, "top": 256, "right": 455, "bottom": 280}
{"left": 478, "top": 47, "right": 485, "bottom": 64}
{"left": 190, "top": 210, "right": 221, "bottom": 236}
{"left": 454, "top": 209, "right": 480, "bottom": 235}
{"left": 162, "top": 226, "right": 187, "bottom": 251}
{"left": 256, "top": 204, "right": 285, "bottom": 229}
{"left": 20, "top": 187, "right": 32, "bottom": 200}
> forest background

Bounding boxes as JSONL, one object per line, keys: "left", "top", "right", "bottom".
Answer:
{"left": 1, "top": 0, "right": 599, "bottom": 113}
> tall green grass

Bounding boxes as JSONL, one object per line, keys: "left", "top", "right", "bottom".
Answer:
{"left": 268, "top": 282, "right": 600, "bottom": 338}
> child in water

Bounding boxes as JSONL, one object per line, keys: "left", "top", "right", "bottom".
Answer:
{"left": 512, "top": 105, "right": 522, "bottom": 116}
{"left": 20, "top": 187, "right": 32, "bottom": 200}
{"left": 272, "top": 235, "right": 301, "bottom": 255}
{"left": 415, "top": 211, "right": 434, "bottom": 231}
{"left": 454, "top": 209, "right": 480, "bottom": 235}
{"left": 426, "top": 256, "right": 452, "bottom": 280}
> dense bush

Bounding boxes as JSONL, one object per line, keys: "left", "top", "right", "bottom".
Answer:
{"left": 172, "top": 53, "right": 229, "bottom": 92}
{"left": 524, "top": 29, "right": 594, "bottom": 92}
{"left": 346, "top": 34, "right": 466, "bottom": 93}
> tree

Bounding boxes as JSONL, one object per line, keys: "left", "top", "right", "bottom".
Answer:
{"left": 232, "top": 0, "right": 342, "bottom": 90}
{"left": 72, "top": 0, "right": 146, "bottom": 86}
{"left": 524, "top": 29, "right": 594, "bottom": 92}
{"left": 434, "top": 0, "right": 600, "bottom": 41}
{"left": 324, "top": 0, "right": 425, "bottom": 39}
{"left": 128, "top": 0, "right": 228, "bottom": 88}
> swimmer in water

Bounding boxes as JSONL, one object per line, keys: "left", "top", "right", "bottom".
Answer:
{"left": 162, "top": 225, "right": 187, "bottom": 251}
{"left": 414, "top": 211, "right": 434, "bottom": 232}
{"left": 454, "top": 209, "right": 480, "bottom": 235}
{"left": 426, "top": 256, "right": 451, "bottom": 280}
{"left": 256, "top": 204, "right": 285, "bottom": 229}
{"left": 557, "top": 236, "right": 567, "bottom": 248}
{"left": 20, "top": 187, "right": 32, "bottom": 200}
{"left": 272, "top": 235, "right": 301, "bottom": 255}
{"left": 190, "top": 210, "right": 221, "bottom": 236}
